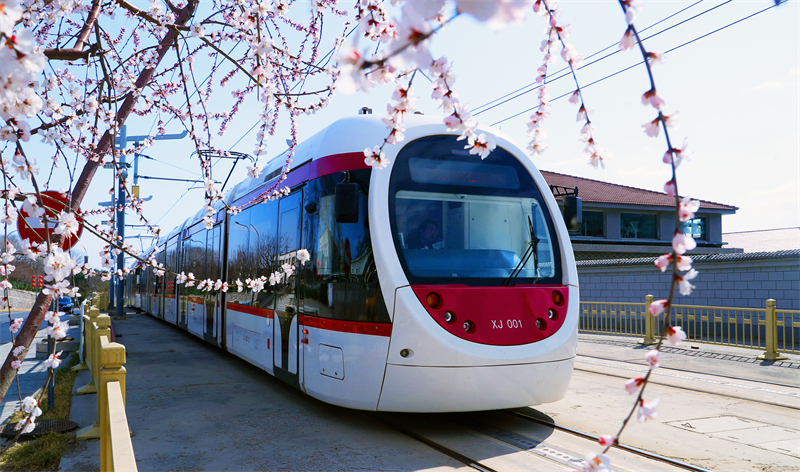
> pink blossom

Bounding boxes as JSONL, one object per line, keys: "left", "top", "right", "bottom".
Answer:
{"left": 663, "top": 112, "right": 680, "bottom": 129}
{"left": 581, "top": 452, "right": 611, "bottom": 472}
{"left": 647, "top": 52, "right": 666, "bottom": 65}
{"left": 623, "top": 0, "right": 644, "bottom": 24}
{"left": 17, "top": 418, "right": 35, "bottom": 434}
{"left": 677, "top": 268, "right": 699, "bottom": 295}
{"left": 568, "top": 90, "right": 580, "bottom": 105}
{"left": 645, "top": 349, "right": 660, "bottom": 369}
{"left": 47, "top": 320, "right": 69, "bottom": 340}
{"left": 637, "top": 398, "right": 659, "bottom": 423}
{"left": 667, "top": 325, "right": 687, "bottom": 346}
{"left": 664, "top": 180, "right": 676, "bottom": 197}
{"left": 22, "top": 397, "right": 41, "bottom": 416}
{"left": 641, "top": 89, "right": 665, "bottom": 110}
{"left": 679, "top": 197, "right": 700, "bottom": 222}
{"left": 649, "top": 299, "right": 667, "bottom": 316}
{"left": 654, "top": 254, "right": 670, "bottom": 272}
{"left": 663, "top": 138, "right": 690, "bottom": 168}
{"left": 642, "top": 117, "right": 660, "bottom": 137}
{"left": 43, "top": 351, "right": 63, "bottom": 369}
{"left": 676, "top": 255, "right": 693, "bottom": 271}
{"left": 297, "top": 249, "right": 311, "bottom": 265}
{"left": 598, "top": 435, "right": 616, "bottom": 447}
{"left": 456, "top": 0, "right": 531, "bottom": 29}
{"left": 364, "top": 146, "right": 389, "bottom": 170}
{"left": 466, "top": 133, "right": 496, "bottom": 159}
{"left": 11, "top": 359, "right": 22, "bottom": 369}
{"left": 9, "top": 317, "right": 22, "bottom": 334}
{"left": 625, "top": 377, "right": 644, "bottom": 394}
{"left": 576, "top": 104, "right": 591, "bottom": 122}
{"left": 619, "top": 26, "right": 636, "bottom": 50}
{"left": 672, "top": 232, "right": 696, "bottom": 255}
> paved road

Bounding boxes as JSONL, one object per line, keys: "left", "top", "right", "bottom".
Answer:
{"left": 0, "top": 309, "right": 48, "bottom": 345}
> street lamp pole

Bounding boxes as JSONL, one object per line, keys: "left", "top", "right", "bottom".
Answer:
{"left": 112, "top": 125, "right": 187, "bottom": 318}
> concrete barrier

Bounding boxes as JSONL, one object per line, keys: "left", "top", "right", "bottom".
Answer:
{"left": 4, "top": 288, "right": 37, "bottom": 310}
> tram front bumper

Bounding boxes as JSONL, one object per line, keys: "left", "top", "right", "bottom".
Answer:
{"left": 376, "top": 357, "right": 574, "bottom": 413}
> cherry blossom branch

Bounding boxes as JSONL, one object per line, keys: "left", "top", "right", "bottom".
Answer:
{"left": 567, "top": 2, "right": 699, "bottom": 469}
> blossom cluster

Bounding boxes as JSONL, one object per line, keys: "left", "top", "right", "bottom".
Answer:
{"left": 529, "top": 0, "right": 608, "bottom": 169}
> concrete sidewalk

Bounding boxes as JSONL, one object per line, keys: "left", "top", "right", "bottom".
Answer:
{"left": 58, "top": 309, "right": 469, "bottom": 472}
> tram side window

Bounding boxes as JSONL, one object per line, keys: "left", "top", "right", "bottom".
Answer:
{"left": 166, "top": 239, "right": 178, "bottom": 296}
{"left": 227, "top": 210, "right": 253, "bottom": 306}
{"left": 301, "top": 172, "right": 390, "bottom": 324}
{"left": 250, "top": 198, "right": 279, "bottom": 311}
{"left": 181, "top": 228, "right": 206, "bottom": 298}
{"left": 154, "top": 251, "right": 165, "bottom": 294}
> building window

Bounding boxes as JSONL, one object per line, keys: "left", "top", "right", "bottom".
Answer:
{"left": 680, "top": 217, "right": 706, "bottom": 241}
{"left": 571, "top": 211, "right": 603, "bottom": 237}
{"left": 621, "top": 213, "right": 657, "bottom": 239}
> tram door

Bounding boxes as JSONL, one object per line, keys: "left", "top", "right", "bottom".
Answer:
{"left": 205, "top": 223, "right": 223, "bottom": 346}
{"left": 273, "top": 191, "right": 302, "bottom": 387}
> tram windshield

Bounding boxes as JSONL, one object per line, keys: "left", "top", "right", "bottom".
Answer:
{"left": 389, "top": 136, "right": 561, "bottom": 285}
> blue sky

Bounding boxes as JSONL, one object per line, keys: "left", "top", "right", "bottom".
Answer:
{"left": 26, "top": 0, "right": 799, "bottom": 266}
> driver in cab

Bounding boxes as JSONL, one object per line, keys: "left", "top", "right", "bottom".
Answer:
{"left": 406, "top": 219, "right": 445, "bottom": 250}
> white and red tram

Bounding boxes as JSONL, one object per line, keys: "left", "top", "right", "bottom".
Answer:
{"left": 127, "top": 114, "right": 580, "bottom": 412}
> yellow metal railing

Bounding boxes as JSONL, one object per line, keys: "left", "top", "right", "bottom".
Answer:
{"left": 72, "top": 304, "right": 138, "bottom": 471}
{"left": 580, "top": 297, "right": 798, "bottom": 359}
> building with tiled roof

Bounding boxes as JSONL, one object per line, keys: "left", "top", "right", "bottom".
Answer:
{"left": 722, "top": 228, "right": 800, "bottom": 253}
{"left": 540, "top": 170, "right": 740, "bottom": 260}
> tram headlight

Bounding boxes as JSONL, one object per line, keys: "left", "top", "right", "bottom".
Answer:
{"left": 548, "top": 308, "right": 558, "bottom": 321}
{"left": 463, "top": 320, "right": 473, "bottom": 332}
{"left": 444, "top": 311, "right": 455, "bottom": 323}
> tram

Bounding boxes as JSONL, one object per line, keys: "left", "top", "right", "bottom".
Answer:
{"left": 126, "top": 114, "right": 581, "bottom": 412}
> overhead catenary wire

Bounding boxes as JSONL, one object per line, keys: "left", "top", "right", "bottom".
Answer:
{"left": 476, "top": 0, "right": 738, "bottom": 118}
{"left": 488, "top": 2, "right": 779, "bottom": 127}
{"left": 472, "top": 0, "right": 710, "bottom": 114}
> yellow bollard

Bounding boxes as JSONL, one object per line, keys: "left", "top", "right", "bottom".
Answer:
{"left": 758, "top": 299, "right": 789, "bottom": 361}
{"left": 76, "top": 314, "right": 112, "bottom": 440}
{"left": 92, "top": 292, "right": 100, "bottom": 308}
{"left": 640, "top": 294, "right": 656, "bottom": 345}
{"left": 99, "top": 342, "right": 127, "bottom": 472}
{"left": 76, "top": 307, "right": 101, "bottom": 392}
{"left": 71, "top": 300, "right": 92, "bottom": 372}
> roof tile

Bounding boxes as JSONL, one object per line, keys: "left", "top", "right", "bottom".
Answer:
{"left": 541, "top": 170, "right": 737, "bottom": 211}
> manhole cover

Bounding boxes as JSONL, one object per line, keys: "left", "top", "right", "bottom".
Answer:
{"left": 0, "top": 419, "right": 79, "bottom": 440}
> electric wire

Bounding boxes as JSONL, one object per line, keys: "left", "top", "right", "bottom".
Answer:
{"left": 476, "top": 0, "right": 736, "bottom": 118}
{"left": 472, "top": 0, "right": 709, "bottom": 114}
{"left": 488, "top": 2, "right": 779, "bottom": 127}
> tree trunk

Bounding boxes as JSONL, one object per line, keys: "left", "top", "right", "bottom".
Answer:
{"left": 0, "top": 0, "right": 199, "bottom": 403}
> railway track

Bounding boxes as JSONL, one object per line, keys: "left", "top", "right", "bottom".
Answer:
{"left": 505, "top": 410, "right": 713, "bottom": 472}
{"left": 575, "top": 355, "right": 800, "bottom": 410}
{"left": 577, "top": 354, "right": 800, "bottom": 389}
{"left": 372, "top": 411, "right": 711, "bottom": 472}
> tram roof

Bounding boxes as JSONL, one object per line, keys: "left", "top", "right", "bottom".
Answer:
{"left": 170, "top": 113, "right": 511, "bottom": 239}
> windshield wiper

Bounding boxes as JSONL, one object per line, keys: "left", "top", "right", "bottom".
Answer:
{"left": 502, "top": 215, "right": 539, "bottom": 286}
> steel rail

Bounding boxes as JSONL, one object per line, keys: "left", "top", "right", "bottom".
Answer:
{"left": 577, "top": 354, "right": 799, "bottom": 389}
{"left": 573, "top": 367, "right": 800, "bottom": 411}
{"left": 506, "top": 411, "right": 714, "bottom": 472}
{"left": 369, "top": 414, "right": 498, "bottom": 472}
